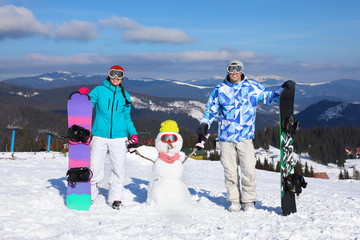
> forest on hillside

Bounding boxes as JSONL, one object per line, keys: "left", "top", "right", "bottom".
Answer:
{"left": 190, "top": 124, "right": 360, "bottom": 167}
{"left": 253, "top": 124, "right": 360, "bottom": 167}
{"left": 1, "top": 102, "right": 359, "bottom": 168}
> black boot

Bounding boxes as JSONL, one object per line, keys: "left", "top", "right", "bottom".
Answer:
{"left": 112, "top": 201, "right": 123, "bottom": 210}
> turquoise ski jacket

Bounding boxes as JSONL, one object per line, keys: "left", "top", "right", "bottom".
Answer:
{"left": 201, "top": 76, "right": 283, "bottom": 142}
{"left": 88, "top": 79, "right": 137, "bottom": 139}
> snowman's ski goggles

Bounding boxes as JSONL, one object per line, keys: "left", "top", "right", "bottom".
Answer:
{"left": 227, "top": 65, "right": 243, "bottom": 74}
{"left": 161, "top": 134, "right": 178, "bottom": 143}
{"left": 108, "top": 69, "right": 124, "bottom": 78}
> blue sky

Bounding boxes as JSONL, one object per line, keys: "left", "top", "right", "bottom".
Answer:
{"left": 0, "top": 0, "right": 359, "bottom": 83}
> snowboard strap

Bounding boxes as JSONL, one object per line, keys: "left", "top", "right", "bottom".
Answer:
{"left": 67, "top": 124, "right": 92, "bottom": 145}
{"left": 282, "top": 118, "right": 301, "bottom": 136}
{"left": 283, "top": 173, "right": 308, "bottom": 197}
{"left": 66, "top": 167, "right": 93, "bottom": 187}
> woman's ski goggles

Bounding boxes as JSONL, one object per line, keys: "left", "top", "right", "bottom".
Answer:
{"left": 227, "top": 65, "right": 243, "bottom": 74}
{"left": 161, "top": 134, "right": 178, "bottom": 143}
{"left": 108, "top": 69, "right": 124, "bottom": 79}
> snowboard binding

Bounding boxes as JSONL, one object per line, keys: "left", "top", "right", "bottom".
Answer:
{"left": 283, "top": 173, "right": 308, "bottom": 196}
{"left": 282, "top": 117, "right": 301, "bottom": 136}
{"left": 67, "top": 124, "right": 92, "bottom": 145}
{"left": 66, "top": 167, "right": 93, "bottom": 187}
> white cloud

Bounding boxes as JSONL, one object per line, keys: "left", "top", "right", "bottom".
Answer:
{"left": 123, "top": 27, "right": 194, "bottom": 43}
{"left": 54, "top": 20, "right": 98, "bottom": 42}
{"left": 0, "top": 48, "right": 270, "bottom": 68}
{"left": 99, "top": 16, "right": 142, "bottom": 30}
{"left": 298, "top": 62, "right": 342, "bottom": 70}
{"left": 0, "top": 5, "right": 51, "bottom": 40}
{"left": 1, "top": 48, "right": 358, "bottom": 83}
{"left": 0, "top": 5, "right": 97, "bottom": 42}
{"left": 99, "top": 16, "right": 194, "bottom": 44}
{"left": 129, "top": 48, "right": 271, "bottom": 63}
{"left": 0, "top": 48, "right": 274, "bottom": 81}
{"left": 25, "top": 53, "right": 109, "bottom": 65}
{"left": 0, "top": 7, "right": 192, "bottom": 44}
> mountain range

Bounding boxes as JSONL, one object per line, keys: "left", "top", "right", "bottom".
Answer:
{"left": 0, "top": 72, "right": 359, "bottom": 141}
{"left": 4, "top": 71, "right": 360, "bottom": 112}
{"left": 296, "top": 100, "right": 360, "bottom": 128}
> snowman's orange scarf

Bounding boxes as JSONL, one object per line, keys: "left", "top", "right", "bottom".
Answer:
{"left": 158, "top": 152, "right": 180, "bottom": 164}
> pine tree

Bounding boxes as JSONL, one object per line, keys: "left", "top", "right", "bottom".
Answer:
{"left": 344, "top": 169, "right": 350, "bottom": 179}
{"left": 275, "top": 161, "right": 281, "bottom": 172}
{"left": 209, "top": 151, "right": 220, "bottom": 161}
{"left": 294, "top": 161, "right": 303, "bottom": 175}
{"left": 264, "top": 158, "right": 269, "bottom": 170}
{"left": 1, "top": 134, "right": 10, "bottom": 152}
{"left": 255, "top": 158, "right": 263, "bottom": 170}
{"left": 339, "top": 170, "right": 344, "bottom": 180}
{"left": 352, "top": 167, "right": 360, "bottom": 180}
{"left": 310, "top": 166, "right": 314, "bottom": 177}
{"left": 304, "top": 162, "right": 310, "bottom": 177}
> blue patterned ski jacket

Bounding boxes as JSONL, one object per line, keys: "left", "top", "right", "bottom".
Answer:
{"left": 201, "top": 76, "right": 283, "bottom": 142}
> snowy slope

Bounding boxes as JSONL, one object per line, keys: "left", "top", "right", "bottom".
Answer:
{"left": 1, "top": 150, "right": 359, "bottom": 240}
{"left": 255, "top": 146, "right": 360, "bottom": 180}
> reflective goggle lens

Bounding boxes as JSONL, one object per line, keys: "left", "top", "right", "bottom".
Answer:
{"left": 108, "top": 69, "right": 124, "bottom": 78}
{"left": 161, "top": 134, "right": 178, "bottom": 143}
{"left": 227, "top": 65, "right": 243, "bottom": 73}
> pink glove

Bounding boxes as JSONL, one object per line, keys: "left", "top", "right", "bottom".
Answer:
{"left": 128, "top": 135, "right": 138, "bottom": 144}
{"left": 78, "top": 87, "right": 89, "bottom": 95}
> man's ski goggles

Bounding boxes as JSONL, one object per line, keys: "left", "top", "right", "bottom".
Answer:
{"left": 161, "top": 134, "right": 178, "bottom": 143}
{"left": 108, "top": 69, "right": 124, "bottom": 79}
{"left": 227, "top": 65, "right": 243, "bottom": 74}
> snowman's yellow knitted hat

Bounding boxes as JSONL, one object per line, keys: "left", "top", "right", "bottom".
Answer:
{"left": 159, "top": 120, "right": 179, "bottom": 133}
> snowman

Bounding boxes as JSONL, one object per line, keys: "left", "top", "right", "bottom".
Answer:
{"left": 147, "top": 120, "right": 190, "bottom": 209}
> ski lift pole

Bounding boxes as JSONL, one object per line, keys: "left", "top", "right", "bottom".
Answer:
{"left": 38, "top": 128, "right": 61, "bottom": 151}
{"left": 47, "top": 133, "right": 51, "bottom": 151}
{"left": 10, "top": 129, "right": 15, "bottom": 152}
{"left": 7, "top": 124, "right": 22, "bottom": 152}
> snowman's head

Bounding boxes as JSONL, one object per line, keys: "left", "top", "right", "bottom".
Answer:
{"left": 155, "top": 120, "right": 183, "bottom": 154}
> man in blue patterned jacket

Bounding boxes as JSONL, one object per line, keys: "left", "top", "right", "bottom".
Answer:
{"left": 196, "top": 60, "right": 289, "bottom": 212}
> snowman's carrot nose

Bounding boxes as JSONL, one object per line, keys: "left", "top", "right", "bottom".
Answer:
{"left": 166, "top": 140, "right": 174, "bottom": 149}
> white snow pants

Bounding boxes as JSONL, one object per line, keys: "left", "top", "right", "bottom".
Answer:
{"left": 219, "top": 139, "right": 257, "bottom": 204}
{"left": 90, "top": 136, "right": 127, "bottom": 203}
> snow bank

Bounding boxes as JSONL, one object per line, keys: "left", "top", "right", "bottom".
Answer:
{"left": 0, "top": 150, "right": 359, "bottom": 239}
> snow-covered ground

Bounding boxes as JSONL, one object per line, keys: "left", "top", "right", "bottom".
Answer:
{"left": 1, "top": 147, "right": 359, "bottom": 240}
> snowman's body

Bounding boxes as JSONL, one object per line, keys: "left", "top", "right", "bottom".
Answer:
{"left": 147, "top": 129, "right": 190, "bottom": 209}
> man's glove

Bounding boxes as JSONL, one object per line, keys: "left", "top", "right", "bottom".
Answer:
{"left": 196, "top": 123, "right": 208, "bottom": 137}
{"left": 282, "top": 80, "right": 295, "bottom": 89}
{"left": 126, "top": 135, "right": 138, "bottom": 153}
{"left": 78, "top": 87, "right": 89, "bottom": 95}
{"left": 195, "top": 123, "right": 209, "bottom": 150}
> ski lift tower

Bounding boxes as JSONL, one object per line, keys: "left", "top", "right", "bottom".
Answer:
{"left": 6, "top": 124, "right": 23, "bottom": 152}
{"left": 38, "top": 128, "right": 61, "bottom": 151}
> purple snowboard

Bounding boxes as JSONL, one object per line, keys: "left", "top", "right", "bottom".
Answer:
{"left": 66, "top": 92, "right": 92, "bottom": 211}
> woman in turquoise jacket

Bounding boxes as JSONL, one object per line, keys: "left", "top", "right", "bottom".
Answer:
{"left": 79, "top": 65, "right": 138, "bottom": 210}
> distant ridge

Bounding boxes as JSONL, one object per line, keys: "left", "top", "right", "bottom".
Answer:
{"left": 2, "top": 71, "right": 360, "bottom": 112}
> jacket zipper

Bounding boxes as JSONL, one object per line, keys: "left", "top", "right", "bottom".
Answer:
{"left": 110, "top": 87, "right": 117, "bottom": 138}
